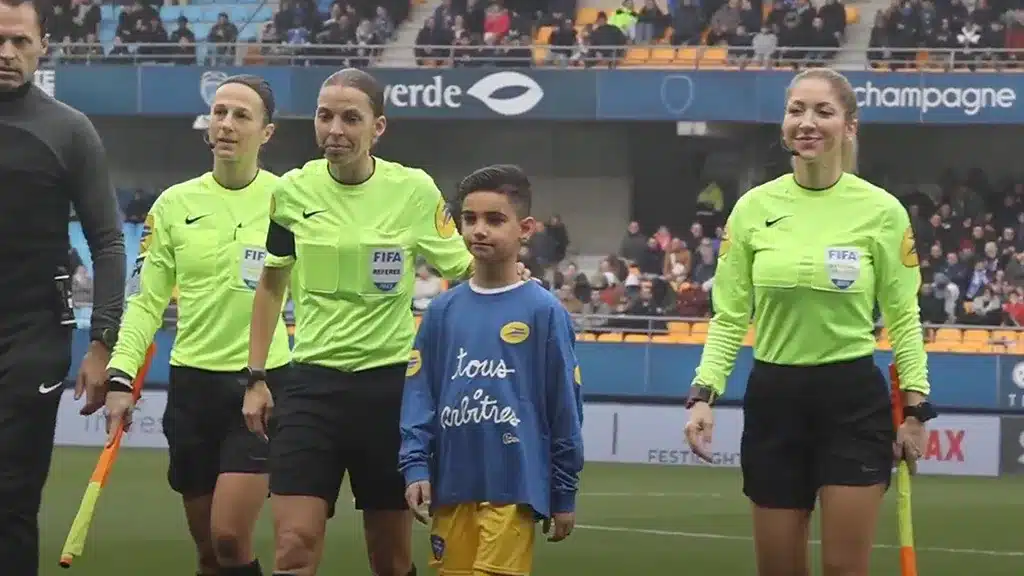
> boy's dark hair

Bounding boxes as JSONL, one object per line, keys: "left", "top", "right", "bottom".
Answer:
{"left": 322, "top": 68, "right": 385, "bottom": 117}
{"left": 219, "top": 74, "right": 275, "bottom": 123}
{"left": 456, "top": 164, "right": 532, "bottom": 219}
{"left": 1, "top": 0, "right": 48, "bottom": 35}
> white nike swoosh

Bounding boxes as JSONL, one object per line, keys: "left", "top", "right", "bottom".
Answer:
{"left": 38, "top": 381, "right": 63, "bottom": 394}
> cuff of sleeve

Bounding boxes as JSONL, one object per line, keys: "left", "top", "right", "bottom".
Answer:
{"left": 550, "top": 490, "right": 577, "bottom": 514}
{"left": 106, "top": 357, "right": 138, "bottom": 380}
{"left": 264, "top": 254, "right": 295, "bottom": 268}
{"left": 691, "top": 373, "right": 725, "bottom": 396}
{"left": 900, "top": 381, "right": 930, "bottom": 395}
{"left": 402, "top": 464, "right": 430, "bottom": 486}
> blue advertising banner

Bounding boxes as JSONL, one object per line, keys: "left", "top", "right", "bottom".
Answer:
{"left": 998, "top": 355, "right": 1024, "bottom": 412}
{"left": 50, "top": 65, "right": 1024, "bottom": 124}
{"left": 64, "top": 329, "right": 1003, "bottom": 409}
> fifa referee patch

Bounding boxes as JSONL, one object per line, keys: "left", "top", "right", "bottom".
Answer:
{"left": 900, "top": 226, "right": 919, "bottom": 268}
{"left": 407, "top": 349, "right": 422, "bottom": 378}
{"left": 435, "top": 199, "right": 456, "bottom": 239}
{"left": 139, "top": 213, "right": 155, "bottom": 254}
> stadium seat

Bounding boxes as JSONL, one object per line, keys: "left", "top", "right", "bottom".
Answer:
{"left": 623, "top": 334, "right": 650, "bottom": 343}
{"left": 597, "top": 332, "right": 623, "bottom": 343}
{"left": 576, "top": 8, "right": 599, "bottom": 25}
{"left": 578, "top": 332, "right": 597, "bottom": 341}
{"left": 934, "top": 328, "right": 962, "bottom": 343}
{"left": 674, "top": 332, "right": 705, "bottom": 344}
{"left": 690, "top": 322, "right": 709, "bottom": 335}
{"left": 667, "top": 321, "right": 689, "bottom": 334}
{"left": 962, "top": 329, "right": 990, "bottom": 343}
{"left": 651, "top": 334, "right": 675, "bottom": 344}
{"left": 535, "top": 26, "right": 554, "bottom": 44}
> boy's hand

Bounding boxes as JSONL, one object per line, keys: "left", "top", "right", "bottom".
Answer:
{"left": 405, "top": 480, "right": 432, "bottom": 525}
{"left": 543, "top": 512, "right": 575, "bottom": 542}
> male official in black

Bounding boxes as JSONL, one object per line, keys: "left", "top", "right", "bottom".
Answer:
{"left": 0, "top": 0, "right": 125, "bottom": 572}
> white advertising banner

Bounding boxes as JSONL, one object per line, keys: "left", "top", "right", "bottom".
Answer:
{"left": 52, "top": 395, "right": 1002, "bottom": 477}
{"left": 581, "top": 404, "right": 1001, "bottom": 477}
{"left": 54, "top": 389, "right": 169, "bottom": 449}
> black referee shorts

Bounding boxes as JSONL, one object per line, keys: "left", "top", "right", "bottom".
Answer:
{"left": 269, "top": 362, "right": 408, "bottom": 517}
{"left": 0, "top": 321, "right": 72, "bottom": 576}
{"left": 741, "top": 355, "right": 895, "bottom": 511}
{"left": 163, "top": 365, "right": 284, "bottom": 498}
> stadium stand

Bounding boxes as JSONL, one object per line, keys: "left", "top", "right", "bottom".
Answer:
{"left": 49, "top": 0, "right": 406, "bottom": 65}
{"left": 67, "top": 170, "right": 1024, "bottom": 352}
{"left": 412, "top": 0, "right": 862, "bottom": 67}
{"left": 866, "top": 0, "right": 1024, "bottom": 70}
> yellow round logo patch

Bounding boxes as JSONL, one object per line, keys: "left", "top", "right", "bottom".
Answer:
{"left": 500, "top": 321, "right": 530, "bottom": 344}
{"left": 573, "top": 365, "right": 582, "bottom": 386}
{"left": 900, "top": 226, "right": 918, "bottom": 268}
{"left": 139, "top": 212, "right": 155, "bottom": 254}
{"left": 435, "top": 199, "right": 456, "bottom": 239}
{"left": 719, "top": 224, "right": 731, "bottom": 258}
{"left": 407, "top": 349, "right": 422, "bottom": 378}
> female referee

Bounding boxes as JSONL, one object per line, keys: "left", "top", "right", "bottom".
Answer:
{"left": 243, "top": 68, "right": 476, "bottom": 576}
{"left": 103, "top": 75, "right": 291, "bottom": 576}
{"left": 683, "top": 67, "right": 934, "bottom": 576}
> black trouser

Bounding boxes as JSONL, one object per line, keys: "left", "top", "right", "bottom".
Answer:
{"left": 0, "top": 320, "right": 71, "bottom": 576}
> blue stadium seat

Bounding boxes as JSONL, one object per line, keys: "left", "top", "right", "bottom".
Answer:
{"left": 160, "top": 5, "right": 184, "bottom": 21}
{"left": 100, "top": 4, "right": 116, "bottom": 21}
{"left": 182, "top": 5, "right": 204, "bottom": 22}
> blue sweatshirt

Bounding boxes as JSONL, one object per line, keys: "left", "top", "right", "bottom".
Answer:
{"left": 398, "top": 280, "right": 585, "bottom": 518}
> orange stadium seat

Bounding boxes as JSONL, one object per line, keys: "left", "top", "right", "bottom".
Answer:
{"left": 690, "top": 322, "right": 709, "bottom": 335}
{"left": 623, "top": 334, "right": 650, "bottom": 343}
{"left": 962, "top": 329, "right": 990, "bottom": 343}
{"left": 597, "top": 332, "right": 623, "bottom": 343}
{"left": 576, "top": 7, "right": 599, "bottom": 25}
{"left": 651, "top": 334, "right": 675, "bottom": 344}
{"left": 934, "top": 328, "right": 962, "bottom": 343}
{"left": 667, "top": 321, "right": 689, "bottom": 334}
{"left": 535, "top": 25, "right": 554, "bottom": 44}
{"left": 578, "top": 332, "right": 597, "bottom": 342}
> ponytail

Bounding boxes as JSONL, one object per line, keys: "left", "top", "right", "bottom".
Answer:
{"left": 842, "top": 134, "right": 858, "bottom": 174}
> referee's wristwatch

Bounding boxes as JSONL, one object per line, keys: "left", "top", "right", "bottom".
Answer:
{"left": 684, "top": 384, "right": 718, "bottom": 409}
{"left": 90, "top": 327, "right": 118, "bottom": 353}
{"left": 903, "top": 401, "right": 937, "bottom": 423}
{"left": 242, "top": 367, "right": 267, "bottom": 389}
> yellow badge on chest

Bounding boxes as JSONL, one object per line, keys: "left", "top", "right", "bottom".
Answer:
{"left": 139, "top": 213, "right": 155, "bottom": 255}
{"left": 407, "top": 349, "right": 422, "bottom": 378}
{"left": 719, "top": 224, "right": 731, "bottom": 257}
{"left": 900, "top": 226, "right": 918, "bottom": 268}
{"left": 500, "top": 322, "right": 530, "bottom": 344}
{"left": 435, "top": 199, "right": 456, "bottom": 239}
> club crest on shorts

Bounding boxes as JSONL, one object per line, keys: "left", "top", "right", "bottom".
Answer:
{"left": 430, "top": 534, "right": 445, "bottom": 560}
{"left": 825, "top": 247, "right": 860, "bottom": 289}
{"left": 369, "top": 248, "right": 404, "bottom": 291}
{"left": 500, "top": 321, "right": 530, "bottom": 344}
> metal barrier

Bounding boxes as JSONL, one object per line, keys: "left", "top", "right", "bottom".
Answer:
{"left": 43, "top": 42, "right": 1024, "bottom": 70}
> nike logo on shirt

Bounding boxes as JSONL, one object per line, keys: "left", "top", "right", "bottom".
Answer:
{"left": 185, "top": 214, "right": 210, "bottom": 225}
{"left": 765, "top": 215, "right": 791, "bottom": 227}
{"left": 303, "top": 209, "right": 327, "bottom": 219}
{"left": 38, "top": 381, "right": 62, "bottom": 394}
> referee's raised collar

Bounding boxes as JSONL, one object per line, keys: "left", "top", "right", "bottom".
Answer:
{"left": 0, "top": 80, "right": 32, "bottom": 103}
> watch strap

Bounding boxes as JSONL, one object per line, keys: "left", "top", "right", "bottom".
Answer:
{"left": 685, "top": 384, "right": 717, "bottom": 409}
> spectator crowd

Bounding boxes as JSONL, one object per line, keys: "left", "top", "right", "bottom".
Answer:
{"left": 867, "top": 0, "right": 1024, "bottom": 69}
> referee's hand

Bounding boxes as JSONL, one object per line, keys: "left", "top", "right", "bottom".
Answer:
{"left": 684, "top": 403, "right": 715, "bottom": 464}
{"left": 242, "top": 381, "right": 274, "bottom": 441}
{"left": 76, "top": 341, "right": 110, "bottom": 415}
{"left": 104, "top": 391, "right": 135, "bottom": 447}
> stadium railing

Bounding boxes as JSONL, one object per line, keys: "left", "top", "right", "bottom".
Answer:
{"left": 127, "top": 304, "right": 1024, "bottom": 354}
{"left": 44, "top": 42, "right": 1024, "bottom": 70}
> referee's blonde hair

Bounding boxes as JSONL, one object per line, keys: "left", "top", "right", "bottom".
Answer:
{"left": 785, "top": 68, "right": 858, "bottom": 174}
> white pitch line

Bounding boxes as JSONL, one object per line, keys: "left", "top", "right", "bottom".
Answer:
{"left": 581, "top": 492, "right": 723, "bottom": 498}
{"left": 576, "top": 524, "right": 1024, "bottom": 558}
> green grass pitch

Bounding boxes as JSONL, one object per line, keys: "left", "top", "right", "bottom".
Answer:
{"left": 40, "top": 447, "right": 1023, "bottom": 575}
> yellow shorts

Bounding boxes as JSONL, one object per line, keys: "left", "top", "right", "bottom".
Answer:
{"left": 429, "top": 502, "right": 536, "bottom": 576}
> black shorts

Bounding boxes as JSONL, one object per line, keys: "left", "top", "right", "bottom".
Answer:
{"left": 163, "top": 365, "right": 284, "bottom": 497}
{"left": 269, "top": 362, "right": 407, "bottom": 516}
{"left": 741, "top": 355, "right": 895, "bottom": 511}
{"left": 0, "top": 320, "right": 71, "bottom": 575}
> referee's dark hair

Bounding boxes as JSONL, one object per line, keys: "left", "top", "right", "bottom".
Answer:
{"left": 456, "top": 164, "right": 532, "bottom": 219}
{"left": 322, "top": 68, "right": 385, "bottom": 117}
{"left": 1, "top": 0, "right": 49, "bottom": 35}
{"left": 219, "top": 74, "right": 275, "bottom": 124}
